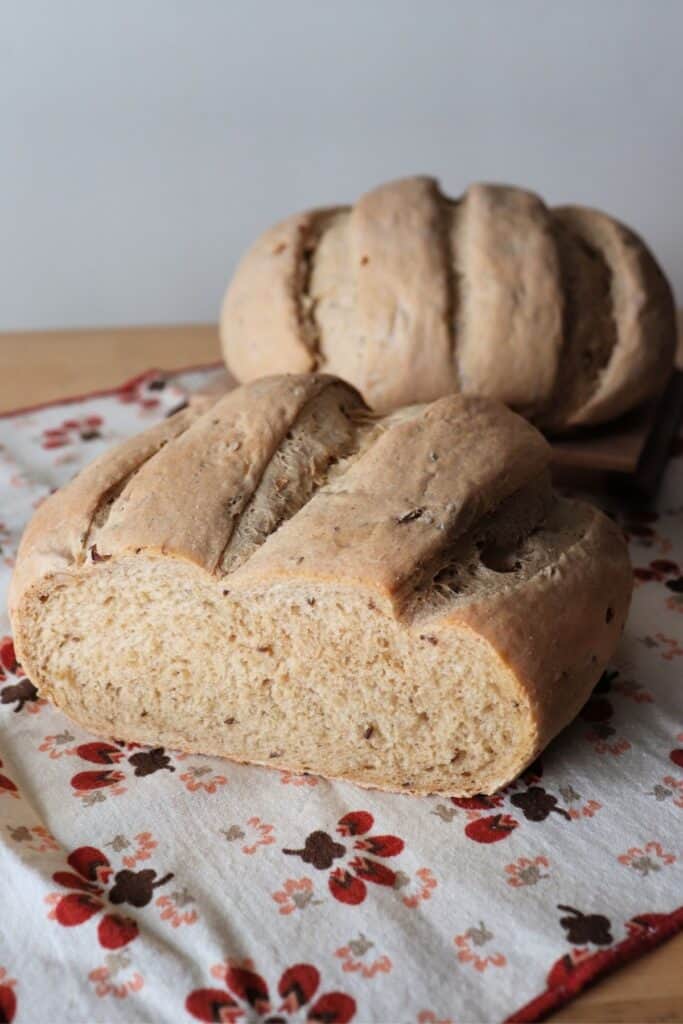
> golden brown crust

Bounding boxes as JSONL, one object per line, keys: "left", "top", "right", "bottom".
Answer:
{"left": 231, "top": 393, "right": 550, "bottom": 605}
{"left": 442, "top": 504, "right": 632, "bottom": 788}
{"left": 10, "top": 376, "right": 632, "bottom": 796}
{"left": 221, "top": 209, "right": 344, "bottom": 380}
{"left": 9, "top": 376, "right": 363, "bottom": 614}
{"left": 220, "top": 177, "right": 675, "bottom": 431}
{"left": 348, "top": 176, "right": 458, "bottom": 410}
{"left": 8, "top": 401, "right": 213, "bottom": 619}
{"left": 552, "top": 205, "right": 677, "bottom": 427}
{"left": 457, "top": 183, "right": 564, "bottom": 412}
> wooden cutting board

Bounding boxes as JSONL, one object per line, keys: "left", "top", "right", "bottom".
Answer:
{"left": 550, "top": 370, "right": 683, "bottom": 497}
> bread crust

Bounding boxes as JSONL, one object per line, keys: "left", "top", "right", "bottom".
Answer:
{"left": 220, "top": 177, "right": 675, "bottom": 431}
{"left": 552, "top": 206, "right": 677, "bottom": 427}
{"left": 10, "top": 376, "right": 632, "bottom": 796}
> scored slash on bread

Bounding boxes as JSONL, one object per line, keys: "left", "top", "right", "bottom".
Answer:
{"left": 9, "top": 375, "right": 632, "bottom": 796}
{"left": 220, "top": 177, "right": 676, "bottom": 432}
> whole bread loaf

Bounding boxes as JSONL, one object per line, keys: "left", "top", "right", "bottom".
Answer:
{"left": 221, "top": 177, "right": 676, "bottom": 432}
{"left": 9, "top": 375, "right": 632, "bottom": 795}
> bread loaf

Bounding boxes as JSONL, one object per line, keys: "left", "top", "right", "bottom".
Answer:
{"left": 221, "top": 178, "right": 676, "bottom": 432}
{"left": 9, "top": 374, "right": 632, "bottom": 795}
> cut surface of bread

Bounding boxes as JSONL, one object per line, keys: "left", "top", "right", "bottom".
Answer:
{"left": 221, "top": 177, "right": 676, "bottom": 433}
{"left": 10, "top": 375, "right": 632, "bottom": 795}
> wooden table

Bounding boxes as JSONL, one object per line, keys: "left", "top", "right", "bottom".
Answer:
{"left": 1, "top": 324, "right": 682, "bottom": 1023}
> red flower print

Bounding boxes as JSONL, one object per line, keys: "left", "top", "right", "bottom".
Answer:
{"left": 88, "top": 951, "right": 144, "bottom": 1000}
{"left": 545, "top": 946, "right": 601, "bottom": 991}
{"left": 0, "top": 758, "right": 18, "bottom": 800}
{"left": 186, "top": 959, "right": 355, "bottom": 1023}
{"left": 221, "top": 817, "right": 275, "bottom": 855}
{"left": 335, "top": 934, "right": 392, "bottom": 979}
{"left": 512, "top": 908, "right": 683, "bottom": 1021}
{"left": 41, "top": 415, "right": 103, "bottom": 449}
{"left": 72, "top": 741, "right": 129, "bottom": 794}
{"left": 465, "top": 814, "right": 519, "bottom": 844}
{"left": 646, "top": 633, "right": 683, "bottom": 660}
{"left": 0, "top": 637, "right": 17, "bottom": 677}
{"left": 504, "top": 856, "right": 550, "bottom": 887}
{"left": 0, "top": 968, "right": 16, "bottom": 1024}
{"left": 438, "top": 759, "right": 576, "bottom": 843}
{"left": 670, "top": 734, "right": 683, "bottom": 768}
{"left": 117, "top": 375, "right": 165, "bottom": 411}
{"left": 47, "top": 846, "right": 138, "bottom": 949}
{"left": 156, "top": 884, "right": 198, "bottom": 928}
{"left": 283, "top": 811, "right": 404, "bottom": 906}
{"left": 179, "top": 763, "right": 228, "bottom": 793}
{"left": 46, "top": 845, "right": 174, "bottom": 949}
{"left": 557, "top": 784, "right": 602, "bottom": 821}
{"left": 66, "top": 741, "right": 176, "bottom": 803}
{"left": 6, "top": 824, "right": 58, "bottom": 853}
{"left": 0, "top": 636, "right": 43, "bottom": 714}
{"left": 454, "top": 922, "right": 507, "bottom": 972}
{"left": 452, "top": 794, "right": 504, "bottom": 812}
{"left": 617, "top": 842, "right": 676, "bottom": 875}
{"left": 113, "top": 831, "right": 158, "bottom": 869}
{"left": 394, "top": 867, "right": 438, "bottom": 909}
{"left": 579, "top": 676, "right": 631, "bottom": 757}
{"left": 280, "top": 770, "right": 319, "bottom": 787}
{"left": 271, "top": 877, "right": 323, "bottom": 916}
{"left": 632, "top": 554, "right": 678, "bottom": 584}
{"left": 648, "top": 774, "right": 683, "bottom": 807}
{"left": 417, "top": 1012, "right": 454, "bottom": 1024}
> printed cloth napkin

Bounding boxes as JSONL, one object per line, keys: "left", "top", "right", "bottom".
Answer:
{"left": 0, "top": 368, "right": 681, "bottom": 1024}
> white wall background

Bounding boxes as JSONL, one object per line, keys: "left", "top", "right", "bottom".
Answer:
{"left": 1, "top": 0, "right": 681, "bottom": 331}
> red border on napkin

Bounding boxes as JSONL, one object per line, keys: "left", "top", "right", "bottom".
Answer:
{"left": 508, "top": 906, "right": 683, "bottom": 1020}
{"left": 0, "top": 362, "right": 223, "bottom": 419}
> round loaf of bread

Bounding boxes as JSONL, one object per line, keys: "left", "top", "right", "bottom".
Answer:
{"left": 220, "top": 177, "right": 676, "bottom": 432}
{"left": 9, "top": 375, "right": 632, "bottom": 795}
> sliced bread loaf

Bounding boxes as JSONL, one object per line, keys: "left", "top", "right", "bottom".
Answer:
{"left": 9, "top": 375, "right": 632, "bottom": 795}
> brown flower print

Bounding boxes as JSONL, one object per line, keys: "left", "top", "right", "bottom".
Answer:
{"left": 283, "top": 811, "right": 404, "bottom": 905}
{"left": 68, "top": 741, "right": 176, "bottom": 802}
{"left": 41, "top": 414, "right": 103, "bottom": 450}
{"left": 0, "top": 638, "right": 43, "bottom": 714}
{"left": 6, "top": 824, "right": 58, "bottom": 854}
{"left": 557, "top": 906, "right": 613, "bottom": 946}
{"left": 46, "top": 845, "right": 174, "bottom": 949}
